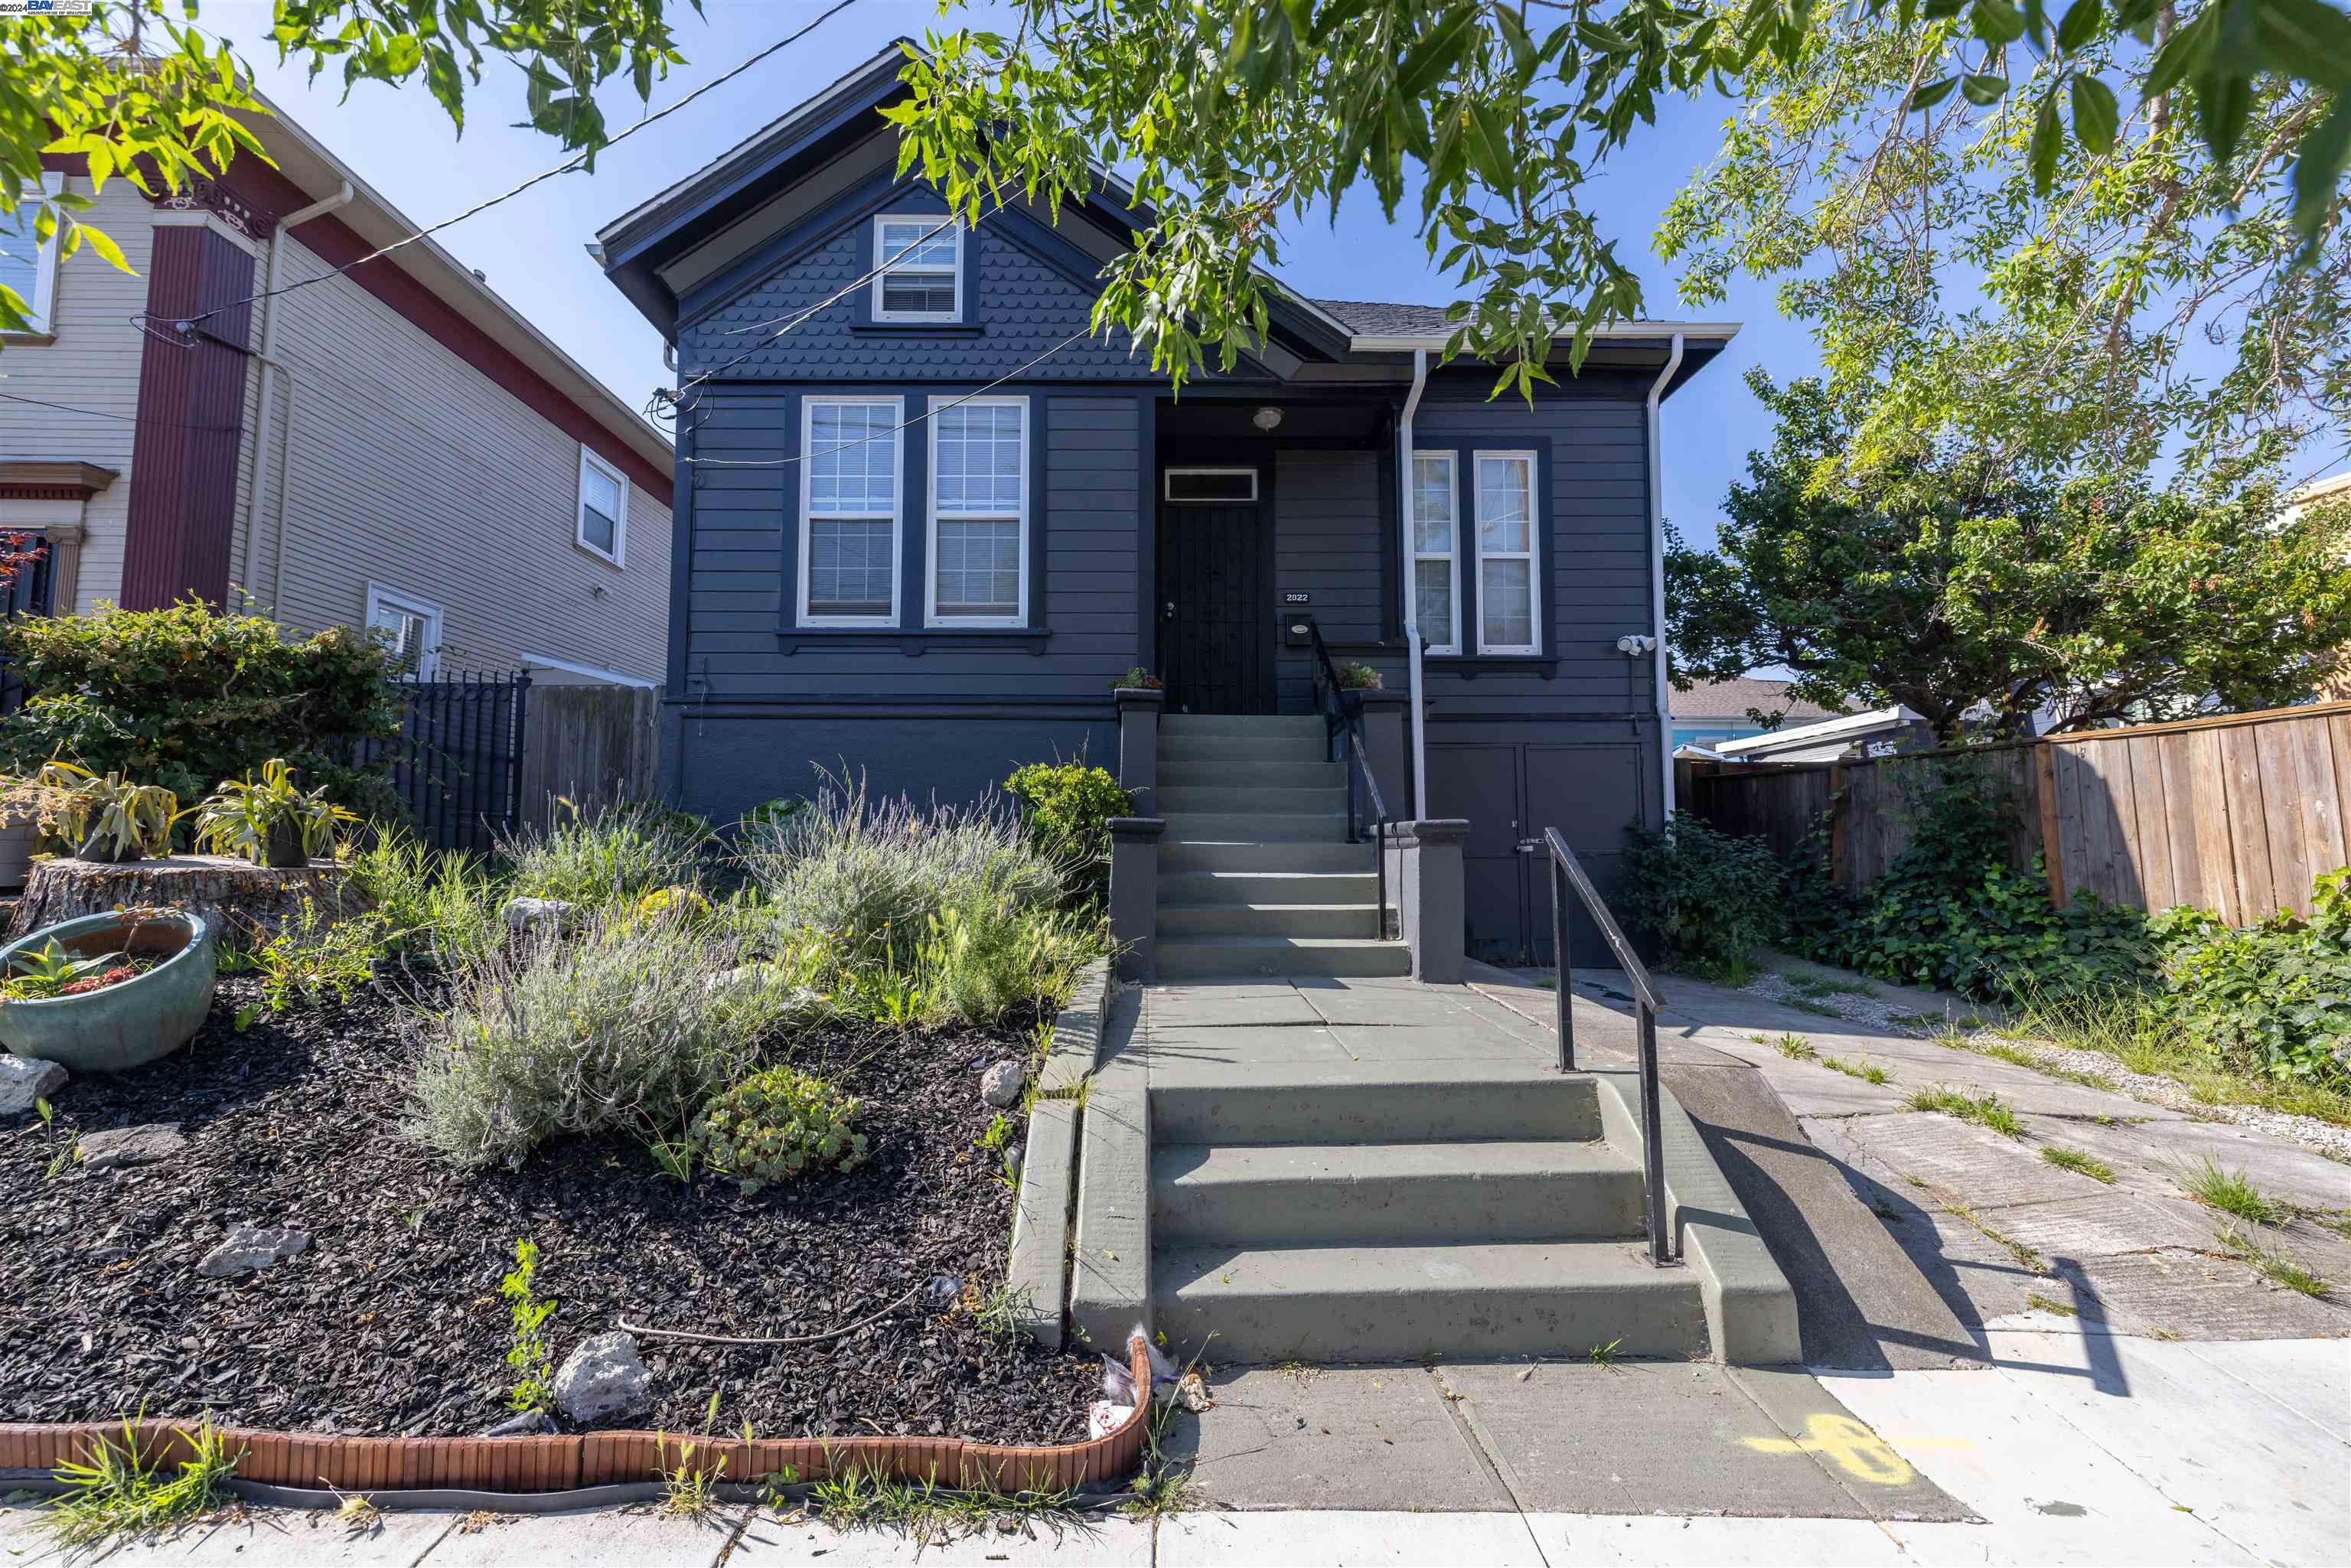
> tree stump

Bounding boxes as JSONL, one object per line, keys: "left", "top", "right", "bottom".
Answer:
{"left": 5, "top": 856, "right": 360, "bottom": 947}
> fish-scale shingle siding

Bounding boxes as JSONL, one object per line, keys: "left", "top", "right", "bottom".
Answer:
{"left": 678, "top": 222, "right": 1146, "bottom": 383}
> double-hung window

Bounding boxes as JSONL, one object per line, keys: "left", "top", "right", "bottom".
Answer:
{"left": 1474, "top": 450, "right": 1539, "bottom": 654}
{"left": 0, "top": 171, "right": 64, "bottom": 337}
{"left": 1409, "top": 451, "right": 1460, "bottom": 654}
{"left": 576, "top": 446, "right": 628, "bottom": 566}
{"left": 928, "top": 396, "right": 1027, "bottom": 625}
{"left": 800, "top": 396, "right": 902, "bottom": 625}
{"left": 872, "top": 215, "right": 961, "bottom": 323}
{"left": 364, "top": 585, "right": 443, "bottom": 680}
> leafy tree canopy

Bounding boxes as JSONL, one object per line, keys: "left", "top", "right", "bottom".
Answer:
{"left": 1668, "top": 373, "right": 2351, "bottom": 738}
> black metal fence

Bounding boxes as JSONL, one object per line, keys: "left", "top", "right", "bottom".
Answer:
{"left": 359, "top": 670, "right": 531, "bottom": 854}
{"left": 0, "top": 547, "right": 57, "bottom": 718}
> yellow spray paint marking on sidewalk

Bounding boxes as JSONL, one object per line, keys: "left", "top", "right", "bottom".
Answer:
{"left": 1742, "top": 1413, "right": 1920, "bottom": 1485}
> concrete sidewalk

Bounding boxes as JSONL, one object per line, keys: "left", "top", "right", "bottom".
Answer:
{"left": 5, "top": 1334, "right": 2342, "bottom": 1565}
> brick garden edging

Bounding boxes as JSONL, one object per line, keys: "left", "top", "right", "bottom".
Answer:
{"left": 0, "top": 1338, "right": 1153, "bottom": 1498}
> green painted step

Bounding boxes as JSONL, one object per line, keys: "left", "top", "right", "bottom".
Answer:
{"left": 1157, "top": 870, "right": 1380, "bottom": 906}
{"left": 1152, "top": 1139, "right": 1647, "bottom": 1246}
{"left": 1156, "top": 902, "right": 1379, "bottom": 939}
{"left": 1152, "top": 1239, "right": 1705, "bottom": 1362}
{"left": 1154, "top": 934, "right": 1411, "bottom": 980}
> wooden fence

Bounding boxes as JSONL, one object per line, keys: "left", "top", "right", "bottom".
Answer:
{"left": 1680, "top": 701, "right": 2351, "bottom": 926}
{"left": 517, "top": 683, "right": 661, "bottom": 834}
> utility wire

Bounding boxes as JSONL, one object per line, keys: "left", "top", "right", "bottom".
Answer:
{"left": 0, "top": 389, "right": 241, "bottom": 434}
{"left": 168, "top": 0, "right": 864, "bottom": 332}
{"left": 651, "top": 213, "right": 967, "bottom": 422}
{"left": 677, "top": 328, "right": 1094, "bottom": 467}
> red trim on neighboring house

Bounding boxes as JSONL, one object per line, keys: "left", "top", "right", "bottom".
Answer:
{"left": 213, "top": 157, "right": 668, "bottom": 497}
{"left": 119, "top": 226, "right": 256, "bottom": 610}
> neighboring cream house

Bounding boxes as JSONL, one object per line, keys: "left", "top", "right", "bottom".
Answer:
{"left": 0, "top": 90, "right": 670, "bottom": 686}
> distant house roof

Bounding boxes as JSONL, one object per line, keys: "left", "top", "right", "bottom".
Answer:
{"left": 1714, "top": 705, "right": 1926, "bottom": 761}
{"left": 1671, "top": 676, "right": 1844, "bottom": 725}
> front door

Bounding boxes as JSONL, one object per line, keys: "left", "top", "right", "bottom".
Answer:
{"left": 1157, "top": 495, "right": 1273, "bottom": 713}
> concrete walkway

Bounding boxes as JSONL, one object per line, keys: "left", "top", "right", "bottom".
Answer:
{"left": 1469, "top": 961, "right": 2351, "bottom": 1361}
{"left": 5, "top": 1332, "right": 2342, "bottom": 1564}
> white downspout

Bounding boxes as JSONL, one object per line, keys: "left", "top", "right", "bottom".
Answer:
{"left": 1397, "top": 347, "right": 1430, "bottom": 817}
{"left": 239, "top": 181, "right": 353, "bottom": 614}
{"left": 1645, "top": 332, "right": 1685, "bottom": 823}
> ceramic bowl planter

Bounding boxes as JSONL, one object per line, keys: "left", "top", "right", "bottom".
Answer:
{"left": 0, "top": 909, "right": 219, "bottom": 1071}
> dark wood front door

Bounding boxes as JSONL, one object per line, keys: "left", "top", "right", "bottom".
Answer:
{"left": 1157, "top": 498, "right": 1273, "bottom": 713}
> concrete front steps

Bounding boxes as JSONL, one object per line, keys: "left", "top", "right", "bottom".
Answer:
{"left": 1155, "top": 714, "right": 1407, "bottom": 980}
{"left": 1147, "top": 1068, "right": 1707, "bottom": 1362}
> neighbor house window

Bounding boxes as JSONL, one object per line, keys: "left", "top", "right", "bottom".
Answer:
{"left": 871, "top": 215, "right": 961, "bottom": 322}
{"left": 800, "top": 396, "right": 902, "bottom": 624}
{"left": 928, "top": 396, "right": 1027, "bottom": 625}
{"left": 0, "top": 172, "right": 64, "bottom": 336}
{"left": 576, "top": 446, "right": 628, "bottom": 566}
{"left": 364, "top": 585, "right": 443, "bottom": 680}
{"left": 1410, "top": 451, "right": 1460, "bottom": 655}
{"left": 1475, "top": 450, "right": 1539, "bottom": 654}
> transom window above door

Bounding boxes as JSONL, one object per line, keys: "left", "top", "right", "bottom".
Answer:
{"left": 1164, "top": 468, "right": 1258, "bottom": 503}
{"left": 872, "top": 216, "right": 962, "bottom": 322}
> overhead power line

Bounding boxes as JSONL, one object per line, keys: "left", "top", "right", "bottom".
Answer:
{"left": 162, "top": 0, "right": 863, "bottom": 333}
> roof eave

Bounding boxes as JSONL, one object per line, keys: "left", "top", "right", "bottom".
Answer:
{"left": 1344, "top": 321, "right": 1743, "bottom": 355}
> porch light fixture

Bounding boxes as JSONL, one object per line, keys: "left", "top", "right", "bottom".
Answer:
{"left": 1252, "top": 405, "right": 1283, "bottom": 432}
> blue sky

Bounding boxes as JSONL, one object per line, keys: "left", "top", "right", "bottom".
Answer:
{"left": 207, "top": 0, "right": 1813, "bottom": 553}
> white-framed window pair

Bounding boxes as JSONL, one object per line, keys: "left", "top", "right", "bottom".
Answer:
{"left": 871, "top": 214, "right": 962, "bottom": 323}
{"left": 799, "top": 395, "right": 1030, "bottom": 628}
{"left": 0, "top": 171, "right": 66, "bottom": 337}
{"left": 364, "top": 584, "right": 443, "bottom": 680}
{"left": 577, "top": 445, "right": 628, "bottom": 567}
{"left": 1407, "top": 448, "right": 1540, "bottom": 656}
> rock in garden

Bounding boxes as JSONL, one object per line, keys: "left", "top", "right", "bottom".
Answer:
{"left": 503, "top": 898, "right": 579, "bottom": 939}
{"left": 553, "top": 1331, "right": 653, "bottom": 1423}
{"left": 77, "top": 1123, "right": 187, "bottom": 1171}
{"left": 197, "top": 1222, "right": 311, "bottom": 1279}
{"left": 980, "top": 1061, "right": 1026, "bottom": 1108}
{"left": 0, "top": 1055, "right": 67, "bottom": 1117}
{"left": 482, "top": 1410, "right": 556, "bottom": 1438}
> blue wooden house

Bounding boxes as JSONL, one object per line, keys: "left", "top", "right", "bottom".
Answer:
{"left": 594, "top": 44, "right": 1736, "bottom": 970}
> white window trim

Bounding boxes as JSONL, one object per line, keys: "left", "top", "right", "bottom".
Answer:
{"left": 797, "top": 393, "right": 905, "bottom": 628}
{"left": 1410, "top": 450, "right": 1462, "bottom": 657}
{"left": 924, "top": 394, "right": 1029, "bottom": 628}
{"left": 1473, "top": 448, "right": 1541, "bottom": 655}
{"left": 869, "top": 214, "right": 963, "bottom": 324}
{"left": 576, "top": 445, "right": 628, "bottom": 568}
{"left": 2, "top": 171, "right": 65, "bottom": 337}
{"left": 1163, "top": 466, "right": 1260, "bottom": 503}
{"left": 364, "top": 583, "right": 444, "bottom": 681}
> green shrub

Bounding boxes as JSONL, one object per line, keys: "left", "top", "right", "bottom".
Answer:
{"left": 0, "top": 599, "right": 399, "bottom": 822}
{"left": 689, "top": 1066, "right": 867, "bottom": 1195}
{"left": 1003, "top": 760, "right": 1130, "bottom": 874}
{"left": 346, "top": 832, "right": 506, "bottom": 967}
{"left": 915, "top": 896, "right": 1103, "bottom": 1025}
{"left": 739, "top": 773, "right": 1061, "bottom": 970}
{"left": 409, "top": 914, "right": 804, "bottom": 1169}
{"left": 1788, "top": 771, "right": 2153, "bottom": 1002}
{"left": 1619, "top": 815, "right": 1786, "bottom": 982}
{"left": 505, "top": 801, "right": 708, "bottom": 909}
{"left": 2150, "top": 869, "right": 2351, "bottom": 1090}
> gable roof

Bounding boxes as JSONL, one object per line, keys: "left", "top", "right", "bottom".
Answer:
{"left": 595, "top": 48, "right": 1737, "bottom": 375}
{"left": 1672, "top": 676, "right": 1844, "bottom": 723}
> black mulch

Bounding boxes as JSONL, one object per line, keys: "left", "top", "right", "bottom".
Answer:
{"left": 0, "top": 976, "right": 1099, "bottom": 1443}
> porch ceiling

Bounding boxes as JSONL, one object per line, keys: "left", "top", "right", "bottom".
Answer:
{"left": 1156, "top": 397, "right": 1389, "bottom": 445}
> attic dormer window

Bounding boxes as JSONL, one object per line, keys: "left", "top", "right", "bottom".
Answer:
{"left": 872, "top": 215, "right": 961, "bottom": 322}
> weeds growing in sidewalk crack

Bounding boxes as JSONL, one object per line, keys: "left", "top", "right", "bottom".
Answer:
{"left": 2183, "top": 1160, "right": 2282, "bottom": 1225}
{"left": 2040, "top": 1146, "right": 2115, "bottom": 1184}
{"left": 1907, "top": 1087, "right": 2023, "bottom": 1138}
{"left": 2023, "top": 1292, "right": 2079, "bottom": 1318}
{"left": 1821, "top": 1055, "right": 1890, "bottom": 1084}
{"left": 2215, "top": 1224, "right": 2331, "bottom": 1299}
{"left": 1943, "top": 1201, "right": 2046, "bottom": 1273}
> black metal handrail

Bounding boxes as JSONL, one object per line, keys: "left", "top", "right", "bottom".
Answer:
{"left": 1543, "top": 828, "right": 1674, "bottom": 1266}
{"left": 1306, "top": 621, "right": 1393, "bottom": 940}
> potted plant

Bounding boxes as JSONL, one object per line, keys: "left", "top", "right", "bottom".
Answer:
{"left": 1335, "top": 662, "right": 1384, "bottom": 692}
{"left": 0, "top": 906, "right": 219, "bottom": 1071}
{"left": 1112, "top": 667, "right": 1163, "bottom": 692}
{"left": 37, "top": 761, "right": 178, "bottom": 864}
{"left": 191, "top": 759, "right": 357, "bottom": 869}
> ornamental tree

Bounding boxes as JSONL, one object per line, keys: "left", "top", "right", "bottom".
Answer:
{"left": 1668, "top": 373, "right": 2351, "bottom": 738}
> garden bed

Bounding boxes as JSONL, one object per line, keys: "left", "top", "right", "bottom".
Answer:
{"left": 0, "top": 976, "right": 1097, "bottom": 1446}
